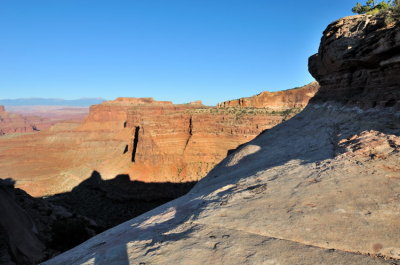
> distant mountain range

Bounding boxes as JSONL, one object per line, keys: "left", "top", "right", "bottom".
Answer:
{"left": 0, "top": 98, "right": 105, "bottom": 107}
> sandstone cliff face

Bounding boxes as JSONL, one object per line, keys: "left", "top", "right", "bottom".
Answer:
{"left": 79, "top": 98, "right": 293, "bottom": 183}
{"left": 123, "top": 104, "right": 287, "bottom": 182}
{"left": 42, "top": 16, "right": 400, "bottom": 265}
{"left": 0, "top": 119, "right": 132, "bottom": 196}
{"left": 309, "top": 14, "right": 400, "bottom": 108}
{"left": 217, "top": 82, "right": 319, "bottom": 109}
{"left": 0, "top": 89, "right": 311, "bottom": 197}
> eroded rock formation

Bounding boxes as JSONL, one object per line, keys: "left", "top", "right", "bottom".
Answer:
{"left": 0, "top": 105, "right": 89, "bottom": 136}
{"left": 0, "top": 86, "right": 315, "bottom": 197}
{"left": 121, "top": 101, "right": 297, "bottom": 183}
{"left": 0, "top": 106, "right": 48, "bottom": 135}
{"left": 217, "top": 82, "right": 319, "bottom": 109}
{"left": 42, "top": 15, "right": 400, "bottom": 265}
{"left": 309, "top": 14, "right": 400, "bottom": 108}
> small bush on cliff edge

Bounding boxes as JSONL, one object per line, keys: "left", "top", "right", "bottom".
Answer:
{"left": 352, "top": 0, "right": 390, "bottom": 14}
{"left": 352, "top": 0, "right": 400, "bottom": 21}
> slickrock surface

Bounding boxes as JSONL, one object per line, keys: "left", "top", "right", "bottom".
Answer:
{"left": 217, "top": 82, "right": 319, "bottom": 109}
{"left": 0, "top": 179, "right": 98, "bottom": 265}
{"left": 0, "top": 86, "right": 313, "bottom": 197}
{"left": 42, "top": 15, "right": 400, "bottom": 265}
{"left": 47, "top": 171, "right": 196, "bottom": 229}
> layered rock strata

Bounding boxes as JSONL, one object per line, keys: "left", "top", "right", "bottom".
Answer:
{"left": 43, "top": 15, "right": 400, "bottom": 265}
{"left": 0, "top": 86, "right": 315, "bottom": 197}
{"left": 0, "top": 106, "right": 48, "bottom": 135}
{"left": 122, "top": 103, "right": 291, "bottom": 182}
{"left": 218, "top": 82, "right": 319, "bottom": 109}
{"left": 309, "top": 14, "right": 400, "bottom": 108}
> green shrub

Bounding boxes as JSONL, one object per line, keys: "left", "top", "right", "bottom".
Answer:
{"left": 352, "top": 0, "right": 394, "bottom": 14}
{"left": 352, "top": 0, "right": 400, "bottom": 22}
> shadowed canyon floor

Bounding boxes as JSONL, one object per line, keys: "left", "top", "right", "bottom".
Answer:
{"left": 42, "top": 14, "right": 400, "bottom": 265}
{"left": 0, "top": 179, "right": 98, "bottom": 265}
{"left": 0, "top": 84, "right": 317, "bottom": 197}
{"left": 0, "top": 171, "right": 198, "bottom": 265}
{"left": 47, "top": 171, "right": 197, "bottom": 229}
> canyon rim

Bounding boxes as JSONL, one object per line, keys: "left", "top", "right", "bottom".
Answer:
{"left": 41, "top": 13, "right": 400, "bottom": 265}
{"left": 1, "top": 2, "right": 400, "bottom": 265}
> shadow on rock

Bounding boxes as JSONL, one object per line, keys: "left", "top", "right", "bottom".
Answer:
{"left": 0, "top": 178, "right": 98, "bottom": 265}
{"left": 46, "top": 171, "right": 197, "bottom": 230}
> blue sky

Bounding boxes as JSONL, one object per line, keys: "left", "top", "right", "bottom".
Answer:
{"left": 0, "top": 0, "right": 354, "bottom": 105}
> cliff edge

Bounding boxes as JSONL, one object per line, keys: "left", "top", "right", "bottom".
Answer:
{"left": 0, "top": 86, "right": 313, "bottom": 197}
{"left": 40, "top": 15, "right": 400, "bottom": 264}
{"left": 217, "top": 82, "right": 319, "bottom": 110}
{"left": 309, "top": 14, "right": 400, "bottom": 107}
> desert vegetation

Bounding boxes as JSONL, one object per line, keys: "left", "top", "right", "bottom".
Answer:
{"left": 352, "top": 0, "right": 400, "bottom": 21}
{"left": 187, "top": 107, "right": 302, "bottom": 117}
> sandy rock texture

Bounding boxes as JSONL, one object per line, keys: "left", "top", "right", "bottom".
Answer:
{"left": 309, "top": 14, "right": 400, "bottom": 108}
{"left": 42, "top": 15, "right": 400, "bottom": 265}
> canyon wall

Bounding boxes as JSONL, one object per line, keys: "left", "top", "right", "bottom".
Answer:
{"left": 43, "top": 15, "right": 400, "bottom": 265}
{"left": 80, "top": 96, "right": 303, "bottom": 183}
{"left": 218, "top": 82, "right": 319, "bottom": 109}
{"left": 0, "top": 105, "right": 48, "bottom": 135}
{"left": 64, "top": 85, "right": 318, "bottom": 185}
{"left": 121, "top": 103, "right": 286, "bottom": 182}
{"left": 0, "top": 105, "right": 88, "bottom": 135}
{"left": 0, "top": 85, "right": 317, "bottom": 197}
